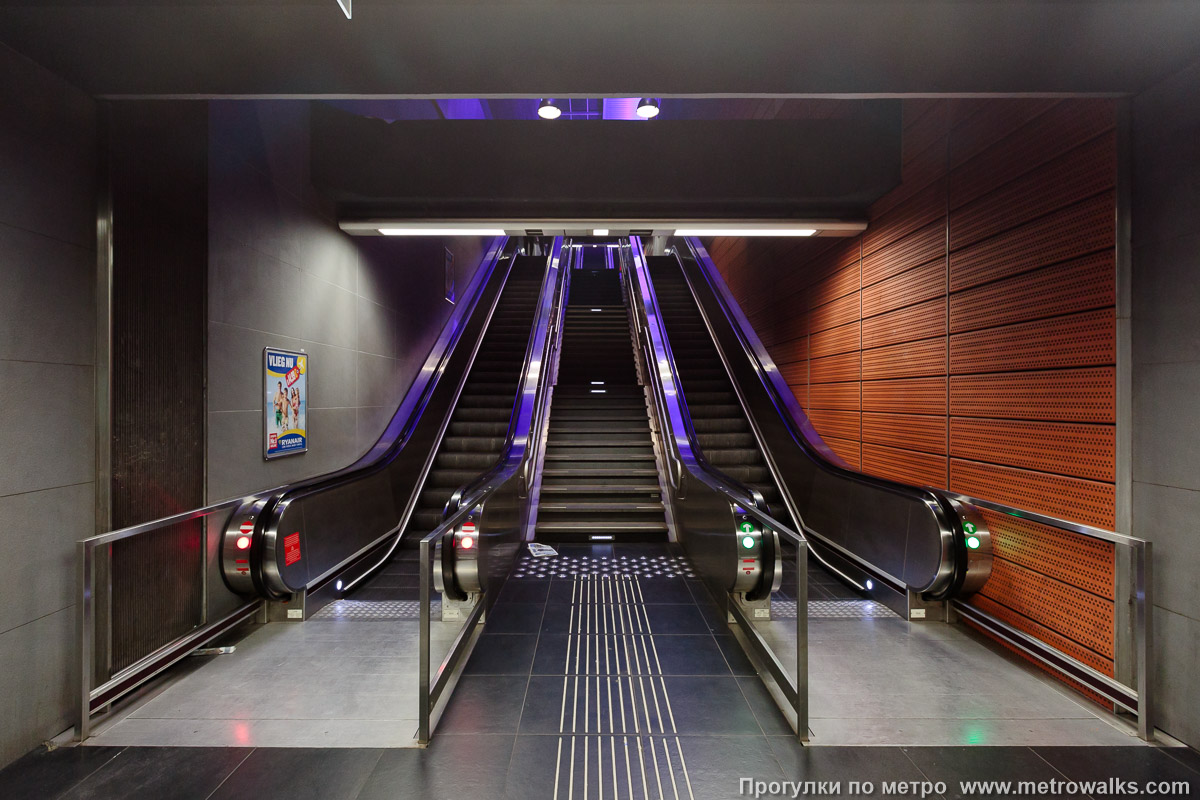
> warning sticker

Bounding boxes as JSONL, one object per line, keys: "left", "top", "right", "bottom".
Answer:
{"left": 284, "top": 532, "right": 302, "bottom": 566}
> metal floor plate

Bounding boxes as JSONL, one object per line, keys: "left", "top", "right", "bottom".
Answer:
{"left": 310, "top": 599, "right": 441, "bottom": 621}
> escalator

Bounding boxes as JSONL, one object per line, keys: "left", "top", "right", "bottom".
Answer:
{"left": 648, "top": 257, "right": 795, "bottom": 533}
{"left": 221, "top": 243, "right": 559, "bottom": 606}
{"left": 634, "top": 238, "right": 991, "bottom": 604}
{"left": 533, "top": 267, "right": 668, "bottom": 541}
{"left": 408, "top": 258, "right": 543, "bottom": 535}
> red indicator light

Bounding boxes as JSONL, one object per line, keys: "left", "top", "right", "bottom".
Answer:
{"left": 460, "top": 535, "right": 475, "bottom": 550}
{"left": 462, "top": 522, "right": 477, "bottom": 533}
{"left": 236, "top": 535, "right": 251, "bottom": 550}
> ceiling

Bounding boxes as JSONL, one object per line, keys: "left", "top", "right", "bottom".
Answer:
{"left": 1, "top": 1, "right": 1199, "bottom": 97}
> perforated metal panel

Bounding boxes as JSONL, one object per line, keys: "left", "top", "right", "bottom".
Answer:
{"left": 810, "top": 351, "right": 861, "bottom": 384}
{"left": 808, "top": 263, "right": 861, "bottom": 308}
{"left": 810, "top": 381, "right": 861, "bottom": 411}
{"left": 948, "top": 98, "right": 1059, "bottom": 167}
{"left": 864, "top": 178, "right": 947, "bottom": 256}
{"left": 902, "top": 100, "right": 949, "bottom": 165}
{"left": 809, "top": 290, "right": 861, "bottom": 332}
{"left": 861, "top": 221, "right": 946, "bottom": 288}
{"left": 862, "top": 297, "right": 947, "bottom": 350}
{"left": 949, "top": 132, "right": 1115, "bottom": 250}
{"left": 949, "top": 309, "right": 1114, "bottom": 374}
{"left": 951, "top": 418, "right": 1115, "bottom": 482}
{"left": 949, "top": 191, "right": 1115, "bottom": 292}
{"left": 948, "top": 252, "right": 1114, "bottom": 334}
{"left": 861, "top": 443, "right": 947, "bottom": 489}
{"left": 964, "top": 597, "right": 1113, "bottom": 675}
{"left": 951, "top": 458, "right": 1115, "bottom": 529}
{"left": 971, "top": 559, "right": 1114, "bottom": 659}
{"left": 949, "top": 100, "right": 1115, "bottom": 207}
{"left": 808, "top": 409, "right": 861, "bottom": 441}
{"left": 861, "top": 260, "right": 946, "bottom": 318}
{"left": 822, "top": 435, "right": 861, "bottom": 469}
{"left": 862, "top": 376, "right": 947, "bottom": 416}
{"left": 862, "top": 412, "right": 947, "bottom": 455}
{"left": 949, "top": 367, "right": 1115, "bottom": 423}
{"left": 862, "top": 336, "right": 947, "bottom": 380}
{"left": 810, "top": 320, "right": 861, "bottom": 358}
{"left": 976, "top": 508, "right": 1115, "bottom": 597}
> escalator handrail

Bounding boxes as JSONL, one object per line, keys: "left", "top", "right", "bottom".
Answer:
{"left": 444, "top": 237, "right": 569, "bottom": 515}
{"left": 343, "top": 238, "right": 567, "bottom": 593}
{"left": 624, "top": 237, "right": 802, "bottom": 543}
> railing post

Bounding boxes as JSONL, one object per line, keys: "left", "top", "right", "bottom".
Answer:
{"left": 1136, "top": 541, "right": 1154, "bottom": 741}
{"left": 796, "top": 539, "right": 809, "bottom": 742}
{"left": 76, "top": 541, "right": 93, "bottom": 741}
{"left": 419, "top": 536, "right": 432, "bottom": 744}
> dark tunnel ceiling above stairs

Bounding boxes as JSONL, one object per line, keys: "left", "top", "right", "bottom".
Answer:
{"left": 312, "top": 102, "right": 903, "bottom": 220}
{"left": 1, "top": 2, "right": 1200, "bottom": 97}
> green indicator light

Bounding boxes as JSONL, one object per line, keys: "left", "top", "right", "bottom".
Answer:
{"left": 963, "top": 521, "right": 977, "bottom": 535}
{"left": 966, "top": 535, "right": 981, "bottom": 550}
{"left": 741, "top": 535, "right": 756, "bottom": 549}
{"left": 738, "top": 522, "right": 755, "bottom": 534}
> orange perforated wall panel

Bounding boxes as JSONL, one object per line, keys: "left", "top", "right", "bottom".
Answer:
{"left": 708, "top": 98, "right": 1118, "bottom": 705}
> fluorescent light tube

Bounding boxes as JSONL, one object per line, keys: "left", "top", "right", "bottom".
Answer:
{"left": 673, "top": 228, "right": 817, "bottom": 237}
{"left": 379, "top": 228, "right": 507, "bottom": 236}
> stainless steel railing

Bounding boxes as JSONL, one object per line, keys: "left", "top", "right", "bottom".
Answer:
{"left": 416, "top": 237, "right": 569, "bottom": 742}
{"left": 623, "top": 236, "right": 811, "bottom": 739}
{"left": 681, "top": 236, "right": 1155, "bottom": 741}
{"left": 75, "top": 237, "right": 510, "bottom": 740}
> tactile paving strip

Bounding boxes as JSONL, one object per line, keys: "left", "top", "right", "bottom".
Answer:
{"left": 310, "top": 599, "right": 440, "bottom": 621}
{"left": 511, "top": 553, "right": 697, "bottom": 579}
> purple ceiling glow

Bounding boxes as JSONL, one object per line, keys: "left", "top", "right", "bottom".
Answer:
{"left": 436, "top": 99, "right": 490, "bottom": 120}
{"left": 601, "top": 98, "right": 642, "bottom": 121}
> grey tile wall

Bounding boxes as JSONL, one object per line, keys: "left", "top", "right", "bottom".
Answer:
{"left": 0, "top": 44, "right": 96, "bottom": 766}
{"left": 205, "top": 100, "right": 489, "bottom": 501}
{"left": 1132, "top": 57, "right": 1200, "bottom": 748}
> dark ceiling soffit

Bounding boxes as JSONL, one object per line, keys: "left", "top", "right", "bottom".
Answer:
{"left": 2, "top": 4, "right": 1200, "bottom": 97}
{"left": 310, "top": 102, "right": 903, "bottom": 220}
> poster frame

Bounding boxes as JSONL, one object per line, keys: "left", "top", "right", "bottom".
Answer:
{"left": 263, "top": 346, "right": 309, "bottom": 460}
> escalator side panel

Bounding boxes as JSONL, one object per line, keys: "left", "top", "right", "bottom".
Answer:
{"left": 649, "top": 253, "right": 961, "bottom": 597}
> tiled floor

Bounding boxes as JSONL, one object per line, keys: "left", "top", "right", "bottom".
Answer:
{"left": 83, "top": 552, "right": 457, "bottom": 748}
{"left": 15, "top": 543, "right": 1195, "bottom": 798}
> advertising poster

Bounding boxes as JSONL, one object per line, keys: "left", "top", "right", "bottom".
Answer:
{"left": 264, "top": 347, "right": 308, "bottom": 459}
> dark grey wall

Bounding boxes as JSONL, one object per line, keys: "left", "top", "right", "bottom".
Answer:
{"left": 206, "top": 101, "right": 489, "bottom": 501}
{"left": 0, "top": 44, "right": 96, "bottom": 765}
{"left": 1132, "top": 58, "right": 1200, "bottom": 749}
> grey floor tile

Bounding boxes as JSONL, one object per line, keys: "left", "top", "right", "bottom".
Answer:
{"left": 209, "top": 748, "right": 382, "bottom": 800}
{"left": 768, "top": 741, "right": 934, "bottom": 799}
{"left": 0, "top": 746, "right": 124, "bottom": 800}
{"left": 738, "top": 676, "right": 796, "bottom": 736}
{"left": 436, "top": 675, "right": 529, "bottom": 734}
{"left": 496, "top": 580, "right": 550, "bottom": 604}
{"left": 676, "top": 735, "right": 788, "bottom": 800}
{"left": 357, "top": 735, "right": 513, "bottom": 800}
{"left": 61, "top": 747, "right": 252, "bottom": 800}
{"left": 485, "top": 602, "right": 546, "bottom": 633}
{"left": 714, "top": 634, "right": 759, "bottom": 676}
{"left": 661, "top": 676, "right": 763, "bottom": 735}
{"left": 643, "top": 604, "right": 711, "bottom": 635}
{"left": 904, "top": 746, "right": 1085, "bottom": 800}
{"left": 464, "top": 633, "right": 538, "bottom": 675}
{"left": 1034, "top": 746, "right": 1200, "bottom": 790}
